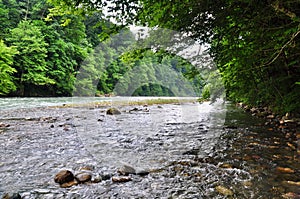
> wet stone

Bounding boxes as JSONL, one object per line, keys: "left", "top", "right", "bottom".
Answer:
{"left": 54, "top": 170, "right": 75, "bottom": 184}
{"left": 75, "top": 172, "right": 92, "bottom": 183}
{"left": 215, "top": 185, "right": 234, "bottom": 196}
{"left": 101, "top": 173, "right": 113, "bottom": 181}
{"left": 2, "top": 193, "right": 21, "bottom": 199}
{"left": 112, "top": 176, "right": 132, "bottom": 183}
{"left": 60, "top": 180, "right": 78, "bottom": 188}
{"left": 91, "top": 173, "right": 102, "bottom": 183}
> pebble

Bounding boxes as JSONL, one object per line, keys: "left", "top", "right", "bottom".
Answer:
{"left": 91, "top": 174, "right": 102, "bottom": 183}
{"left": 215, "top": 185, "right": 233, "bottom": 196}
{"left": 282, "top": 192, "right": 300, "bottom": 199}
{"left": 0, "top": 123, "right": 10, "bottom": 128}
{"left": 276, "top": 167, "right": 295, "bottom": 173}
{"left": 60, "top": 180, "right": 78, "bottom": 188}
{"left": 112, "top": 176, "right": 132, "bottom": 183}
{"left": 75, "top": 172, "right": 92, "bottom": 183}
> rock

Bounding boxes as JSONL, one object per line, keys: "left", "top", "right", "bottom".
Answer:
{"left": 129, "top": 107, "right": 139, "bottom": 112}
{"left": 242, "top": 181, "right": 252, "bottom": 187}
{"left": 2, "top": 193, "right": 21, "bottom": 199}
{"left": 136, "top": 169, "right": 150, "bottom": 176}
{"left": 106, "top": 108, "right": 121, "bottom": 115}
{"left": 283, "top": 181, "right": 300, "bottom": 186}
{"left": 118, "top": 164, "right": 136, "bottom": 175}
{"left": 276, "top": 167, "right": 295, "bottom": 173}
{"left": 112, "top": 176, "right": 132, "bottom": 183}
{"left": 215, "top": 185, "right": 233, "bottom": 196}
{"left": 219, "top": 163, "right": 232, "bottom": 169}
{"left": 282, "top": 192, "right": 300, "bottom": 199}
{"left": 60, "top": 180, "right": 78, "bottom": 188}
{"left": 75, "top": 172, "right": 92, "bottom": 183}
{"left": 0, "top": 123, "right": 10, "bottom": 128}
{"left": 287, "top": 142, "right": 296, "bottom": 150}
{"left": 54, "top": 170, "right": 75, "bottom": 184}
{"left": 91, "top": 174, "right": 102, "bottom": 183}
{"left": 101, "top": 173, "right": 112, "bottom": 181}
{"left": 250, "top": 107, "right": 258, "bottom": 113}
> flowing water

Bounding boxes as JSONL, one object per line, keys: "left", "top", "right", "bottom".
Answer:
{"left": 0, "top": 97, "right": 299, "bottom": 198}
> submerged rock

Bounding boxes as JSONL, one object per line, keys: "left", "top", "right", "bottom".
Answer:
{"left": 2, "top": 193, "right": 21, "bottom": 199}
{"left": 106, "top": 108, "right": 121, "bottom": 115}
{"left": 276, "top": 167, "right": 295, "bottom": 173}
{"left": 215, "top": 185, "right": 233, "bottom": 196}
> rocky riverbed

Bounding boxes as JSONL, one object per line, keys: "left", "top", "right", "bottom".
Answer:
{"left": 0, "top": 99, "right": 299, "bottom": 198}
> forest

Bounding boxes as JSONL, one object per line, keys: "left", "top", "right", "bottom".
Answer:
{"left": 1, "top": 0, "right": 300, "bottom": 114}
{"left": 0, "top": 0, "right": 205, "bottom": 98}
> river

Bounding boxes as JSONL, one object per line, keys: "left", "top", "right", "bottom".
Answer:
{"left": 0, "top": 97, "right": 299, "bottom": 198}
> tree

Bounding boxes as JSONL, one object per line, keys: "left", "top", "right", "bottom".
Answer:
{"left": 0, "top": 40, "right": 18, "bottom": 95}
{"left": 6, "top": 20, "right": 55, "bottom": 96}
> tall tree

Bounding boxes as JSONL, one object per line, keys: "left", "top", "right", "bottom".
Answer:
{"left": 6, "top": 20, "right": 55, "bottom": 96}
{"left": 0, "top": 40, "right": 18, "bottom": 95}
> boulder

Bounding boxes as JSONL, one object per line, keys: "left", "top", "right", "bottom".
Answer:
{"left": 106, "top": 108, "right": 121, "bottom": 115}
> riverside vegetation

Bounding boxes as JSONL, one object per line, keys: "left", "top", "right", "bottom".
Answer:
{"left": 1, "top": 0, "right": 299, "bottom": 115}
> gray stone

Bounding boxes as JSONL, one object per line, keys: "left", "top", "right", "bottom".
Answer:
{"left": 118, "top": 165, "right": 136, "bottom": 175}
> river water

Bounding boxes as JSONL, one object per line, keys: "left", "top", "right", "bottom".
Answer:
{"left": 0, "top": 97, "right": 299, "bottom": 198}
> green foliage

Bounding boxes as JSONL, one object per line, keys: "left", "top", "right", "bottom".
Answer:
{"left": 0, "top": 40, "right": 18, "bottom": 95}
{"left": 6, "top": 20, "right": 55, "bottom": 95}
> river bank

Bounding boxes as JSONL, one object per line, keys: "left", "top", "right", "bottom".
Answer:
{"left": 0, "top": 98, "right": 299, "bottom": 198}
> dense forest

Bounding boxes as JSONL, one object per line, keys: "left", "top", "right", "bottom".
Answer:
{"left": 0, "top": 0, "right": 204, "bottom": 97}
{"left": 1, "top": 0, "right": 300, "bottom": 114}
